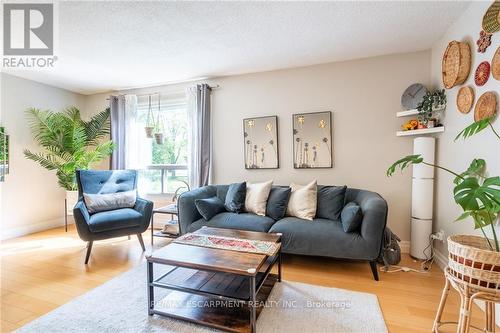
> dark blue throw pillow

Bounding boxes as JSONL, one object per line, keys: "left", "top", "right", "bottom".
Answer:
{"left": 341, "top": 202, "right": 363, "bottom": 233}
{"left": 195, "top": 197, "right": 226, "bottom": 220}
{"left": 266, "top": 187, "right": 291, "bottom": 220}
{"left": 224, "top": 182, "right": 246, "bottom": 213}
{"left": 316, "top": 185, "right": 347, "bottom": 220}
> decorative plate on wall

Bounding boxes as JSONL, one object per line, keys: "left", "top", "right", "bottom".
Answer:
{"left": 492, "top": 47, "right": 500, "bottom": 80}
{"left": 482, "top": 1, "right": 500, "bottom": 33}
{"left": 476, "top": 30, "right": 492, "bottom": 53}
{"left": 474, "top": 61, "right": 490, "bottom": 86}
{"left": 401, "top": 83, "right": 428, "bottom": 110}
{"left": 456, "top": 86, "right": 475, "bottom": 114}
{"left": 442, "top": 41, "right": 471, "bottom": 89}
{"left": 474, "top": 91, "right": 497, "bottom": 121}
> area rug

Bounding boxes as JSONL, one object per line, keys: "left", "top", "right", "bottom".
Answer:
{"left": 17, "top": 264, "right": 387, "bottom": 333}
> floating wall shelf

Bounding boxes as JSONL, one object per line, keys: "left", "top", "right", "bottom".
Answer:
{"left": 396, "top": 127, "right": 445, "bottom": 137}
{"left": 396, "top": 109, "right": 419, "bottom": 117}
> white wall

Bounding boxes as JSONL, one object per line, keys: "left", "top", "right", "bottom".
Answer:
{"left": 0, "top": 73, "right": 86, "bottom": 239}
{"left": 429, "top": 1, "right": 500, "bottom": 263}
{"left": 102, "top": 50, "right": 431, "bottom": 241}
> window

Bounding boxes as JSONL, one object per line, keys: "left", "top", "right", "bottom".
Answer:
{"left": 135, "top": 93, "right": 189, "bottom": 195}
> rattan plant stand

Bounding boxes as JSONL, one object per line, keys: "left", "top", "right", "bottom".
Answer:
{"left": 434, "top": 235, "right": 500, "bottom": 333}
{"left": 433, "top": 267, "right": 499, "bottom": 333}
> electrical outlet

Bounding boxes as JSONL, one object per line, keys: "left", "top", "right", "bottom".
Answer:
{"left": 431, "top": 230, "right": 445, "bottom": 242}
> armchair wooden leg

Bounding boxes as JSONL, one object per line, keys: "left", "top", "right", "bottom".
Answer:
{"left": 137, "top": 234, "right": 146, "bottom": 252}
{"left": 85, "top": 241, "right": 93, "bottom": 264}
{"left": 369, "top": 260, "right": 379, "bottom": 281}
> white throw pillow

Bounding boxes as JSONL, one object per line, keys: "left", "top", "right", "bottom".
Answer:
{"left": 286, "top": 180, "right": 317, "bottom": 220}
{"left": 245, "top": 180, "right": 273, "bottom": 216}
{"left": 84, "top": 190, "right": 137, "bottom": 213}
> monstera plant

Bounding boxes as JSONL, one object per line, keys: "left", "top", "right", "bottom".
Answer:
{"left": 24, "top": 107, "right": 115, "bottom": 191}
{"left": 387, "top": 117, "right": 500, "bottom": 251}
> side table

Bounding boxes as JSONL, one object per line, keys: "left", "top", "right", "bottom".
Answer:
{"left": 151, "top": 203, "right": 180, "bottom": 245}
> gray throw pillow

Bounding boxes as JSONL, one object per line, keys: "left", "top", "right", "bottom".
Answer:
{"left": 341, "top": 202, "right": 363, "bottom": 233}
{"left": 266, "top": 187, "right": 291, "bottom": 220}
{"left": 195, "top": 197, "right": 226, "bottom": 220}
{"left": 83, "top": 190, "right": 137, "bottom": 213}
{"left": 316, "top": 185, "right": 347, "bottom": 220}
{"left": 224, "top": 182, "right": 246, "bottom": 213}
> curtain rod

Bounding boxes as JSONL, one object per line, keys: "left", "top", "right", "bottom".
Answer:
{"left": 107, "top": 84, "right": 220, "bottom": 100}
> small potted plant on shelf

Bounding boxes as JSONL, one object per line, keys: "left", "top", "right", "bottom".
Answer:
{"left": 387, "top": 116, "right": 499, "bottom": 288}
{"left": 417, "top": 89, "right": 446, "bottom": 128}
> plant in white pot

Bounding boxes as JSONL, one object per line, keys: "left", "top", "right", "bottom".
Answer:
{"left": 387, "top": 116, "right": 499, "bottom": 287}
{"left": 23, "top": 107, "right": 115, "bottom": 214}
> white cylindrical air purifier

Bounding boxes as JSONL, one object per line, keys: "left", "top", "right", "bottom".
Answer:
{"left": 410, "top": 137, "right": 435, "bottom": 259}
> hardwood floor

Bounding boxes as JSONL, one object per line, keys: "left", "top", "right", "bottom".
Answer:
{"left": 0, "top": 225, "right": 492, "bottom": 332}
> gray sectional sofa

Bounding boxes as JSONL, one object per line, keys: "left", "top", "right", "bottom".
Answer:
{"left": 178, "top": 184, "right": 388, "bottom": 280}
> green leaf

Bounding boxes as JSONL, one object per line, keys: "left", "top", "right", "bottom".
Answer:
{"left": 386, "top": 154, "right": 423, "bottom": 177}
{"left": 455, "top": 117, "right": 493, "bottom": 141}
{"left": 453, "top": 176, "right": 500, "bottom": 211}
{"left": 455, "top": 211, "right": 472, "bottom": 221}
{"left": 454, "top": 159, "right": 486, "bottom": 184}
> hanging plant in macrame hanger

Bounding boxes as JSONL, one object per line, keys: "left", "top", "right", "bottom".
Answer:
{"left": 144, "top": 95, "right": 155, "bottom": 138}
{"left": 154, "top": 94, "right": 165, "bottom": 145}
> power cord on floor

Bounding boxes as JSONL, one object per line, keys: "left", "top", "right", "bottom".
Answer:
{"left": 381, "top": 233, "right": 436, "bottom": 274}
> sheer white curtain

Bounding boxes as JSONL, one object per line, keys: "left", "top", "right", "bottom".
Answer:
{"left": 186, "top": 84, "right": 212, "bottom": 188}
{"left": 110, "top": 94, "right": 150, "bottom": 170}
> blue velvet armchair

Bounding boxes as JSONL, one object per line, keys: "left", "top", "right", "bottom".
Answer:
{"left": 73, "top": 170, "right": 153, "bottom": 264}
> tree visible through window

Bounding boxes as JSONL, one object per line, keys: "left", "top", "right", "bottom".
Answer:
{"left": 136, "top": 94, "right": 188, "bottom": 194}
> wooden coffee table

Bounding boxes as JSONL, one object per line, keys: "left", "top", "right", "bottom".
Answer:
{"left": 146, "top": 227, "right": 282, "bottom": 333}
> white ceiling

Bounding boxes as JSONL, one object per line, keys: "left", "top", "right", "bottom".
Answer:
{"left": 4, "top": 1, "right": 471, "bottom": 95}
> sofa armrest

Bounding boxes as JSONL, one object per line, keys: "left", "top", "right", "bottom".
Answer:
{"left": 73, "top": 199, "right": 93, "bottom": 241}
{"left": 357, "top": 192, "right": 388, "bottom": 260}
{"left": 177, "top": 186, "right": 217, "bottom": 235}
{"left": 134, "top": 197, "right": 154, "bottom": 231}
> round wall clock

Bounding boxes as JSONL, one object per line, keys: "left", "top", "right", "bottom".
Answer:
{"left": 475, "top": 61, "right": 490, "bottom": 86}
{"left": 401, "top": 83, "right": 428, "bottom": 110}
{"left": 474, "top": 91, "right": 497, "bottom": 121}
{"left": 456, "top": 86, "right": 474, "bottom": 114}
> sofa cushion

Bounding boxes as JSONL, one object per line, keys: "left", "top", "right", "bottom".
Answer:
{"left": 341, "top": 202, "right": 363, "bottom": 233}
{"left": 286, "top": 180, "right": 317, "bottom": 220}
{"left": 266, "top": 187, "right": 291, "bottom": 220}
{"left": 316, "top": 185, "right": 347, "bottom": 220}
{"left": 187, "top": 212, "right": 276, "bottom": 233}
{"left": 88, "top": 208, "right": 142, "bottom": 233}
{"left": 195, "top": 197, "right": 226, "bottom": 220}
{"left": 245, "top": 180, "right": 273, "bottom": 216}
{"left": 224, "top": 182, "right": 246, "bottom": 213}
{"left": 269, "top": 217, "right": 372, "bottom": 260}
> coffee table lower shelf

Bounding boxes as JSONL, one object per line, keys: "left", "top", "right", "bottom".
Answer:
{"left": 149, "top": 276, "right": 277, "bottom": 333}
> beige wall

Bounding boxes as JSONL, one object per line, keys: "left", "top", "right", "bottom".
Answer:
{"left": 88, "top": 51, "right": 431, "bottom": 241}
{"left": 430, "top": 1, "right": 500, "bottom": 260}
{"left": 0, "top": 73, "right": 86, "bottom": 239}
{"left": 210, "top": 51, "right": 430, "bottom": 241}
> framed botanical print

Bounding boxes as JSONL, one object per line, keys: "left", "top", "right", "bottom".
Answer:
{"left": 243, "top": 116, "right": 279, "bottom": 169}
{"left": 293, "top": 111, "right": 332, "bottom": 169}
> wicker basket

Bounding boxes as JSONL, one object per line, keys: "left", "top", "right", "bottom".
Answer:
{"left": 442, "top": 41, "right": 471, "bottom": 89}
{"left": 448, "top": 235, "right": 500, "bottom": 289}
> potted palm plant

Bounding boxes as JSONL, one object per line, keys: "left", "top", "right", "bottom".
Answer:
{"left": 24, "top": 107, "right": 115, "bottom": 214}
{"left": 387, "top": 116, "right": 500, "bottom": 287}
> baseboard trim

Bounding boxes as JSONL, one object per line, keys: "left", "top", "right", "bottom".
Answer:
{"left": 400, "top": 240, "right": 410, "bottom": 253}
{"left": 0, "top": 217, "right": 73, "bottom": 240}
{"left": 433, "top": 248, "right": 448, "bottom": 270}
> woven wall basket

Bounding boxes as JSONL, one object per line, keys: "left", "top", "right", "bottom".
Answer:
{"left": 492, "top": 47, "right": 500, "bottom": 81}
{"left": 456, "top": 86, "right": 474, "bottom": 114}
{"left": 474, "top": 91, "right": 497, "bottom": 121}
{"left": 442, "top": 41, "right": 471, "bottom": 89}
{"left": 448, "top": 235, "right": 500, "bottom": 289}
